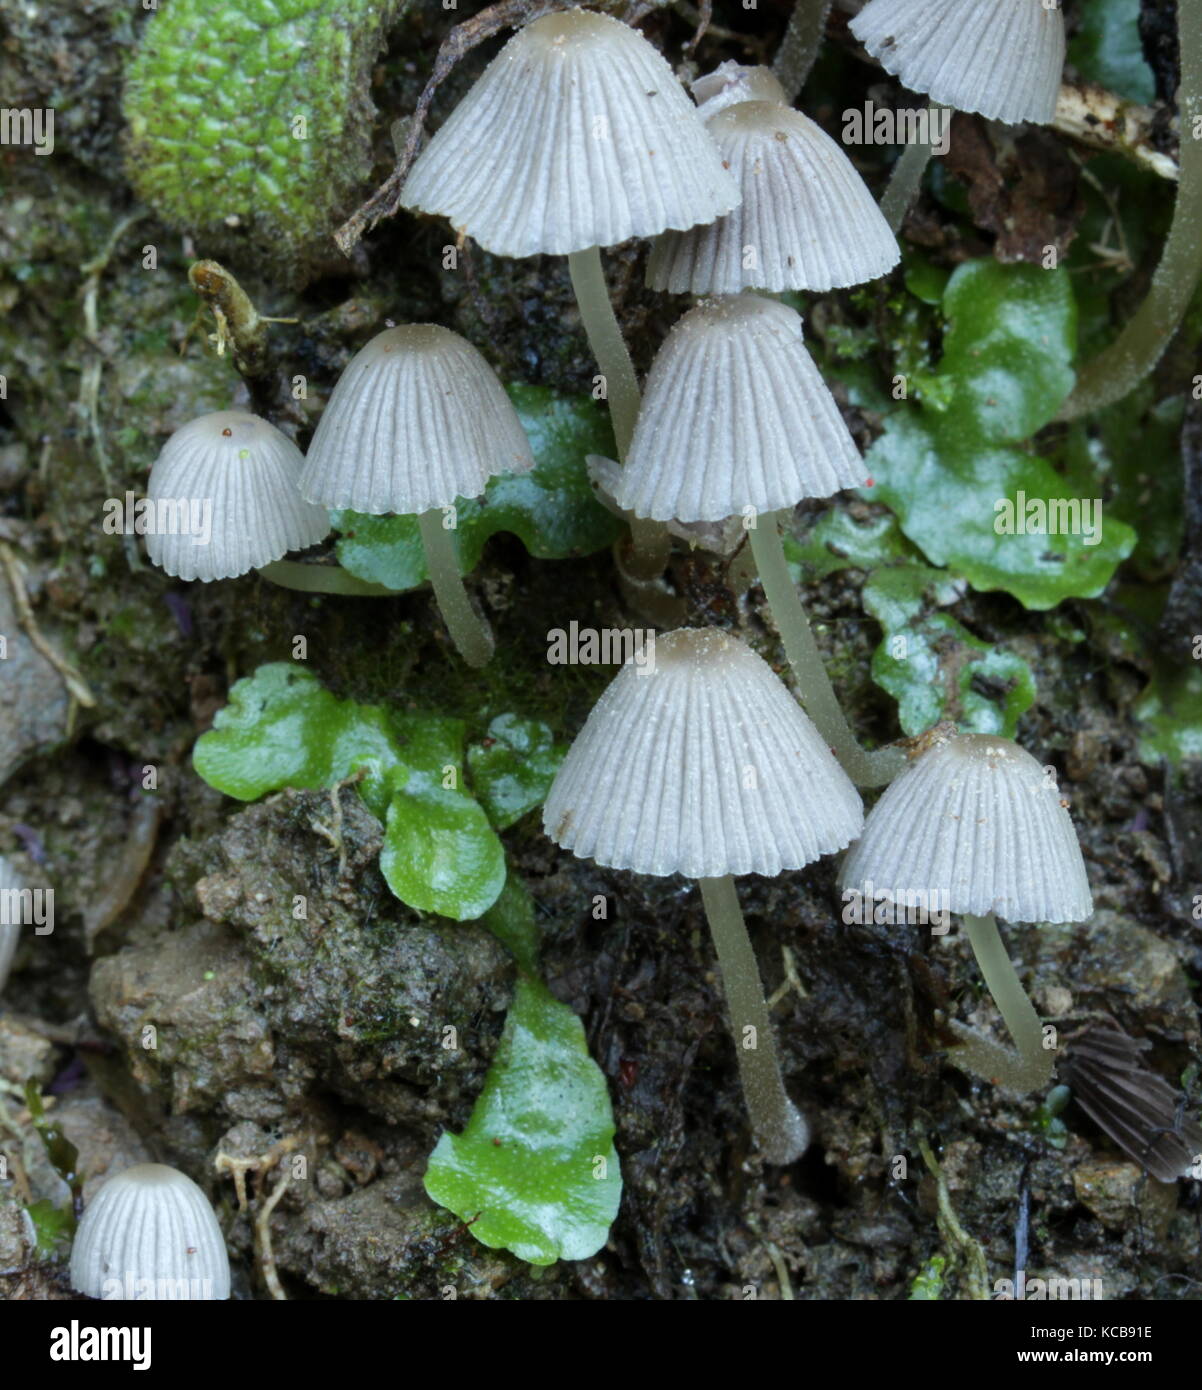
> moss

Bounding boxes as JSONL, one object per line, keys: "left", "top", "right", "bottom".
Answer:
{"left": 122, "top": 0, "right": 409, "bottom": 284}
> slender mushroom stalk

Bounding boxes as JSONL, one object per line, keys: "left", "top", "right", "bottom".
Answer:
{"left": 948, "top": 912, "right": 1052, "bottom": 1092}
{"left": 567, "top": 247, "right": 640, "bottom": 459}
{"left": 749, "top": 510, "right": 905, "bottom": 788}
{"left": 772, "top": 0, "right": 833, "bottom": 103}
{"left": 700, "top": 876, "right": 809, "bottom": 1164}
{"left": 1057, "top": 0, "right": 1202, "bottom": 417}
{"left": 417, "top": 508, "right": 493, "bottom": 668}
{"left": 878, "top": 104, "right": 949, "bottom": 233}
{"left": 567, "top": 247, "right": 669, "bottom": 581}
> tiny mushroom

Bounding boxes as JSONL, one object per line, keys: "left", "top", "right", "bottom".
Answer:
{"left": 841, "top": 727, "right": 1093, "bottom": 1091}
{"left": 615, "top": 294, "right": 864, "bottom": 523}
{"left": 400, "top": 7, "right": 739, "bottom": 460}
{"left": 544, "top": 626, "right": 864, "bottom": 1164}
{"left": 850, "top": 0, "right": 1066, "bottom": 127}
{"left": 648, "top": 73, "right": 900, "bottom": 294}
{"left": 300, "top": 324, "right": 535, "bottom": 667}
{"left": 145, "top": 411, "right": 329, "bottom": 584}
{"left": 614, "top": 292, "right": 901, "bottom": 788}
{"left": 70, "top": 1163, "right": 231, "bottom": 1300}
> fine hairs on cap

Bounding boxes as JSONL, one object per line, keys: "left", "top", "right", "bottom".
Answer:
{"left": 543, "top": 627, "right": 863, "bottom": 878}
{"left": 850, "top": 0, "right": 1066, "bottom": 126}
{"left": 299, "top": 324, "right": 535, "bottom": 516}
{"left": 615, "top": 295, "right": 866, "bottom": 522}
{"left": 145, "top": 411, "right": 329, "bottom": 582}
{"left": 647, "top": 98, "right": 900, "bottom": 294}
{"left": 401, "top": 9, "right": 739, "bottom": 258}
{"left": 840, "top": 730, "right": 1093, "bottom": 923}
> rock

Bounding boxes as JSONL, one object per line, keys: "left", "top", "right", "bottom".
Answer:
{"left": 0, "top": 1195, "right": 37, "bottom": 1275}
{"left": 0, "top": 1014, "right": 58, "bottom": 1088}
{"left": 0, "top": 575, "right": 71, "bottom": 786}
{"left": 1072, "top": 1159, "right": 1177, "bottom": 1239}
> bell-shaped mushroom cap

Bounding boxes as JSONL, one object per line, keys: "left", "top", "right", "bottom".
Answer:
{"left": 145, "top": 411, "right": 329, "bottom": 583}
{"left": 692, "top": 61, "right": 788, "bottom": 120}
{"left": 543, "top": 628, "right": 863, "bottom": 879}
{"left": 647, "top": 100, "right": 900, "bottom": 294}
{"left": 70, "top": 1163, "right": 231, "bottom": 1300}
{"left": 850, "top": 0, "right": 1065, "bottom": 126}
{"left": 0, "top": 856, "right": 22, "bottom": 994}
{"left": 840, "top": 730, "right": 1093, "bottom": 923}
{"left": 614, "top": 295, "right": 866, "bottom": 522}
{"left": 299, "top": 325, "right": 534, "bottom": 516}
{"left": 400, "top": 9, "right": 739, "bottom": 258}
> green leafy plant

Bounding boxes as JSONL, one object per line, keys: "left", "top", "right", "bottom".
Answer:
{"left": 424, "top": 877, "right": 622, "bottom": 1266}
{"left": 788, "top": 510, "right": 1036, "bottom": 737}
{"left": 863, "top": 260, "right": 1136, "bottom": 611}
{"left": 193, "top": 663, "right": 563, "bottom": 919}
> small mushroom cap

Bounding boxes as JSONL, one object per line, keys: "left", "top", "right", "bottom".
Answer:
{"left": 850, "top": 0, "right": 1065, "bottom": 126}
{"left": 0, "top": 855, "right": 23, "bottom": 994}
{"left": 70, "top": 1163, "right": 230, "bottom": 1300}
{"left": 300, "top": 325, "right": 533, "bottom": 516}
{"left": 543, "top": 627, "right": 863, "bottom": 878}
{"left": 400, "top": 9, "right": 739, "bottom": 258}
{"left": 691, "top": 61, "right": 788, "bottom": 119}
{"left": 145, "top": 411, "right": 329, "bottom": 583}
{"left": 615, "top": 295, "right": 866, "bottom": 522}
{"left": 647, "top": 100, "right": 900, "bottom": 295}
{"left": 840, "top": 730, "right": 1093, "bottom": 923}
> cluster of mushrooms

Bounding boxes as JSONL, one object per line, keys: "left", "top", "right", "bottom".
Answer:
{"left": 10, "top": 1, "right": 1196, "bottom": 1300}
{"left": 134, "top": 8, "right": 1100, "bottom": 1166}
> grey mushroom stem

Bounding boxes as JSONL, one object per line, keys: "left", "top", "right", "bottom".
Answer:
{"left": 1057, "top": 0, "right": 1202, "bottom": 418}
{"left": 417, "top": 508, "right": 494, "bottom": 668}
{"left": 567, "top": 247, "right": 671, "bottom": 582}
{"left": 772, "top": 0, "right": 833, "bottom": 103}
{"left": 948, "top": 912, "right": 1054, "bottom": 1093}
{"left": 878, "top": 102, "right": 948, "bottom": 233}
{"left": 748, "top": 511, "right": 905, "bottom": 788}
{"left": 699, "top": 876, "right": 810, "bottom": 1165}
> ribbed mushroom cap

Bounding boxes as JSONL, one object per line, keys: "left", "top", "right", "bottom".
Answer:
{"left": 840, "top": 730, "right": 1093, "bottom": 922}
{"left": 692, "top": 61, "right": 788, "bottom": 119}
{"left": 543, "top": 627, "right": 863, "bottom": 878}
{"left": 646, "top": 99, "right": 900, "bottom": 295}
{"left": 0, "top": 856, "right": 22, "bottom": 994}
{"left": 299, "top": 325, "right": 534, "bottom": 515}
{"left": 614, "top": 295, "right": 866, "bottom": 522}
{"left": 70, "top": 1164, "right": 230, "bottom": 1300}
{"left": 400, "top": 9, "right": 739, "bottom": 258}
{"left": 850, "top": 0, "right": 1065, "bottom": 126}
{"left": 145, "top": 411, "right": 329, "bottom": 583}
